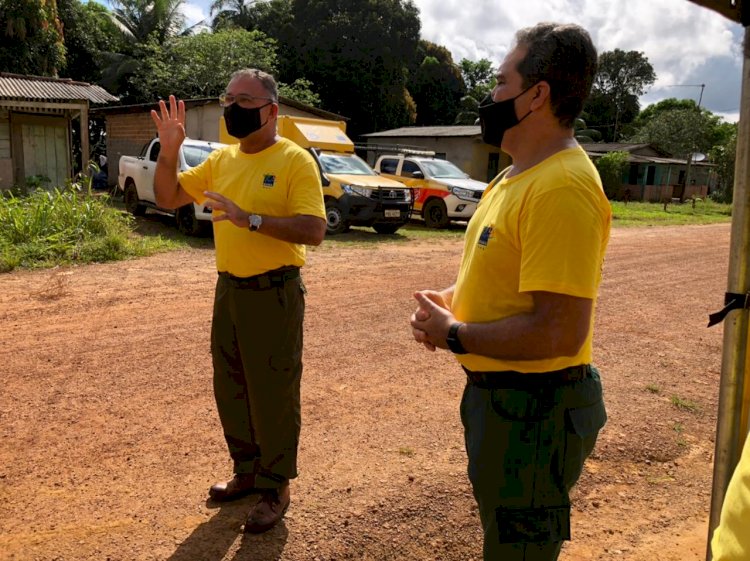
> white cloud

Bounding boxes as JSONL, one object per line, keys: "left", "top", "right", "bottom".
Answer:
{"left": 181, "top": 2, "right": 209, "bottom": 28}
{"left": 412, "top": 0, "right": 744, "bottom": 117}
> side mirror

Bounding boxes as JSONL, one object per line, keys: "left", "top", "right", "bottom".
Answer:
{"left": 411, "top": 170, "right": 424, "bottom": 179}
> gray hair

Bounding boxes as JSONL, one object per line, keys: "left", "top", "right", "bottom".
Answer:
{"left": 230, "top": 68, "right": 279, "bottom": 102}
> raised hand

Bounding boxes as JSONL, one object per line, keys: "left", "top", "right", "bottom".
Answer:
{"left": 150, "top": 95, "right": 186, "bottom": 158}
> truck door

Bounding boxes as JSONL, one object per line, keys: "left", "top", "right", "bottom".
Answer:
{"left": 140, "top": 141, "right": 161, "bottom": 201}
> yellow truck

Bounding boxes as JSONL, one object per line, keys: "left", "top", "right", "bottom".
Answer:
{"left": 220, "top": 115, "right": 413, "bottom": 235}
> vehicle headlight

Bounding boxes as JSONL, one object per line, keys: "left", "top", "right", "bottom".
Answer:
{"left": 343, "top": 184, "right": 372, "bottom": 198}
{"left": 404, "top": 189, "right": 412, "bottom": 203}
{"left": 450, "top": 186, "right": 475, "bottom": 200}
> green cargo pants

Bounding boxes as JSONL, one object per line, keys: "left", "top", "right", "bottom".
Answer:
{"left": 460, "top": 367, "right": 606, "bottom": 561}
{"left": 210, "top": 270, "right": 305, "bottom": 490}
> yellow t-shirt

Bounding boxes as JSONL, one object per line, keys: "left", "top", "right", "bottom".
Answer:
{"left": 712, "top": 434, "right": 750, "bottom": 561}
{"left": 178, "top": 138, "right": 325, "bottom": 277}
{"left": 452, "top": 146, "right": 611, "bottom": 373}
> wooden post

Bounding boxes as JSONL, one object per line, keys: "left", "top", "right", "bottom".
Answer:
{"left": 80, "top": 103, "right": 89, "bottom": 177}
{"left": 706, "top": 23, "right": 750, "bottom": 560}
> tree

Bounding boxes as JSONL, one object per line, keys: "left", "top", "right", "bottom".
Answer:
{"left": 709, "top": 128, "right": 737, "bottom": 203}
{"left": 108, "top": 0, "right": 186, "bottom": 45}
{"left": 210, "top": 0, "right": 257, "bottom": 31}
{"left": 407, "top": 41, "right": 465, "bottom": 125}
{"left": 594, "top": 151, "right": 629, "bottom": 199}
{"left": 454, "top": 58, "right": 495, "bottom": 125}
{"left": 128, "top": 28, "right": 278, "bottom": 102}
{"left": 584, "top": 49, "right": 656, "bottom": 142}
{"left": 0, "top": 0, "right": 66, "bottom": 76}
{"left": 629, "top": 101, "right": 733, "bottom": 158}
{"left": 459, "top": 58, "right": 495, "bottom": 100}
{"left": 283, "top": 0, "right": 421, "bottom": 135}
{"left": 57, "top": 0, "right": 125, "bottom": 83}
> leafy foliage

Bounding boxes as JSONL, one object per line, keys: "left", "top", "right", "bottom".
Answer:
{"left": 584, "top": 49, "right": 656, "bottom": 142}
{"left": 279, "top": 0, "right": 422, "bottom": 135}
{"left": 594, "top": 150, "right": 629, "bottom": 199}
{"left": 57, "top": 0, "right": 125, "bottom": 83}
{"left": 454, "top": 58, "right": 495, "bottom": 125}
{"left": 407, "top": 41, "right": 465, "bottom": 125}
{"left": 128, "top": 29, "right": 278, "bottom": 102}
{"left": 108, "top": 0, "right": 186, "bottom": 44}
{"left": 709, "top": 129, "right": 737, "bottom": 204}
{"left": 0, "top": 0, "right": 66, "bottom": 76}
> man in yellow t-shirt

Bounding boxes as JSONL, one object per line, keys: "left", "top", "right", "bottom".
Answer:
{"left": 151, "top": 69, "right": 325, "bottom": 534}
{"left": 410, "top": 24, "right": 611, "bottom": 561}
{"left": 711, "top": 433, "right": 750, "bottom": 560}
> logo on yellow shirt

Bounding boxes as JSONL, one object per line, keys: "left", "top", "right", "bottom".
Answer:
{"left": 263, "top": 174, "right": 276, "bottom": 188}
{"left": 478, "top": 225, "right": 494, "bottom": 247}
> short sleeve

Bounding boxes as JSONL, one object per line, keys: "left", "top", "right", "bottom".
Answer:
{"left": 178, "top": 153, "right": 215, "bottom": 205}
{"left": 518, "top": 186, "right": 607, "bottom": 298}
{"left": 286, "top": 152, "right": 325, "bottom": 219}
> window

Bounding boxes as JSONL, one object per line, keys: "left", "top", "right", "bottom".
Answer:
{"left": 380, "top": 158, "right": 399, "bottom": 174}
{"left": 149, "top": 142, "right": 161, "bottom": 162}
{"left": 402, "top": 160, "right": 422, "bottom": 178}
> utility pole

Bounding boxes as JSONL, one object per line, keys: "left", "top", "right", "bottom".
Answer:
{"left": 683, "top": 84, "right": 706, "bottom": 200}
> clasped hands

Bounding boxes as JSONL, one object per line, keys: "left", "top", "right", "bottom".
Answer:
{"left": 410, "top": 291, "right": 454, "bottom": 352}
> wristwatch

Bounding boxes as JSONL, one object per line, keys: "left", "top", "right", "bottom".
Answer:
{"left": 446, "top": 322, "right": 468, "bottom": 354}
{"left": 248, "top": 214, "right": 263, "bottom": 232}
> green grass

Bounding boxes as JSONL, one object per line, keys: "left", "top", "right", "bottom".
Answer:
{"left": 670, "top": 395, "right": 700, "bottom": 413}
{"left": 0, "top": 180, "right": 185, "bottom": 272}
{"left": 611, "top": 199, "right": 732, "bottom": 227}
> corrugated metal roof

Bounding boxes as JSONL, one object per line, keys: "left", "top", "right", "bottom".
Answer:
{"left": 363, "top": 126, "right": 480, "bottom": 138}
{"left": 0, "top": 73, "right": 118, "bottom": 104}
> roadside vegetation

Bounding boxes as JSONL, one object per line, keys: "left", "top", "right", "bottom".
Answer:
{"left": 1, "top": 182, "right": 734, "bottom": 271}
{"left": 610, "top": 199, "right": 732, "bottom": 227}
{"left": 0, "top": 179, "right": 183, "bottom": 273}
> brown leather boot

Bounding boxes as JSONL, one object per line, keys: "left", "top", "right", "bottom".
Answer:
{"left": 243, "top": 483, "right": 290, "bottom": 534}
{"left": 208, "top": 473, "right": 257, "bottom": 502}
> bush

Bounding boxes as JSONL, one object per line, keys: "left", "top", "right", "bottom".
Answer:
{"left": 0, "top": 176, "right": 174, "bottom": 272}
{"left": 594, "top": 151, "right": 630, "bottom": 199}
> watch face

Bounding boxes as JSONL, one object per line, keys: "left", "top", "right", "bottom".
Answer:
{"left": 250, "top": 215, "right": 262, "bottom": 230}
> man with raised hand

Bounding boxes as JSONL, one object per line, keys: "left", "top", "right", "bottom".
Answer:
{"left": 411, "top": 23, "right": 611, "bottom": 561}
{"left": 151, "top": 68, "right": 325, "bottom": 534}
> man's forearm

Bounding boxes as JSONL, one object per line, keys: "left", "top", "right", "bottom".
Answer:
{"left": 256, "top": 215, "right": 326, "bottom": 246}
{"left": 154, "top": 153, "right": 180, "bottom": 208}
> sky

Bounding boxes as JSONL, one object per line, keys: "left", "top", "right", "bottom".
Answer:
{"left": 115, "top": 0, "right": 746, "bottom": 123}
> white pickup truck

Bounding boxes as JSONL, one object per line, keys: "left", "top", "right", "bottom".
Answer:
{"left": 374, "top": 154, "right": 488, "bottom": 228}
{"left": 118, "top": 137, "right": 226, "bottom": 235}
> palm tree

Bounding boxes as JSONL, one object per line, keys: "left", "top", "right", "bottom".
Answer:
{"left": 210, "top": 0, "right": 257, "bottom": 31}
{"left": 109, "top": 0, "right": 186, "bottom": 44}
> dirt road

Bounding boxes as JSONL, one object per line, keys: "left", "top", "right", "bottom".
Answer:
{"left": 0, "top": 222, "right": 730, "bottom": 560}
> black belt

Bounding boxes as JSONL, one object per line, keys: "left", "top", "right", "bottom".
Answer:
{"left": 218, "top": 266, "right": 300, "bottom": 290}
{"left": 464, "top": 364, "right": 592, "bottom": 390}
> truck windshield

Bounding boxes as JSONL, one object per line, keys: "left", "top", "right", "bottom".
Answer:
{"left": 318, "top": 153, "right": 375, "bottom": 175}
{"left": 183, "top": 145, "right": 215, "bottom": 168}
{"left": 421, "top": 160, "right": 467, "bottom": 179}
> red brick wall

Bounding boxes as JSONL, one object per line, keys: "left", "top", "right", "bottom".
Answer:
{"left": 106, "top": 113, "right": 158, "bottom": 187}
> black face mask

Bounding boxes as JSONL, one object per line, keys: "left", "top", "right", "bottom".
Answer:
{"left": 223, "top": 101, "right": 272, "bottom": 139}
{"left": 478, "top": 85, "right": 535, "bottom": 147}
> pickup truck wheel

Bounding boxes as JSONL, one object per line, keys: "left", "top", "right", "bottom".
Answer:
{"left": 373, "top": 223, "right": 401, "bottom": 235}
{"left": 423, "top": 198, "right": 450, "bottom": 229}
{"left": 123, "top": 182, "right": 146, "bottom": 216}
{"left": 325, "top": 202, "right": 349, "bottom": 235}
{"left": 176, "top": 204, "right": 203, "bottom": 236}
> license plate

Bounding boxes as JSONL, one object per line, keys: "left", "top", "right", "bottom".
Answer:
{"left": 384, "top": 209, "right": 400, "bottom": 218}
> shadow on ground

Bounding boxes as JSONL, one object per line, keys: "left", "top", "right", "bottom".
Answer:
{"left": 167, "top": 498, "right": 289, "bottom": 561}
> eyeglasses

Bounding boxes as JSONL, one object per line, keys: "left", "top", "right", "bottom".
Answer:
{"left": 218, "top": 93, "right": 274, "bottom": 108}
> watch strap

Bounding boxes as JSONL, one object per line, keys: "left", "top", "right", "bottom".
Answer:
{"left": 446, "top": 322, "right": 468, "bottom": 354}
